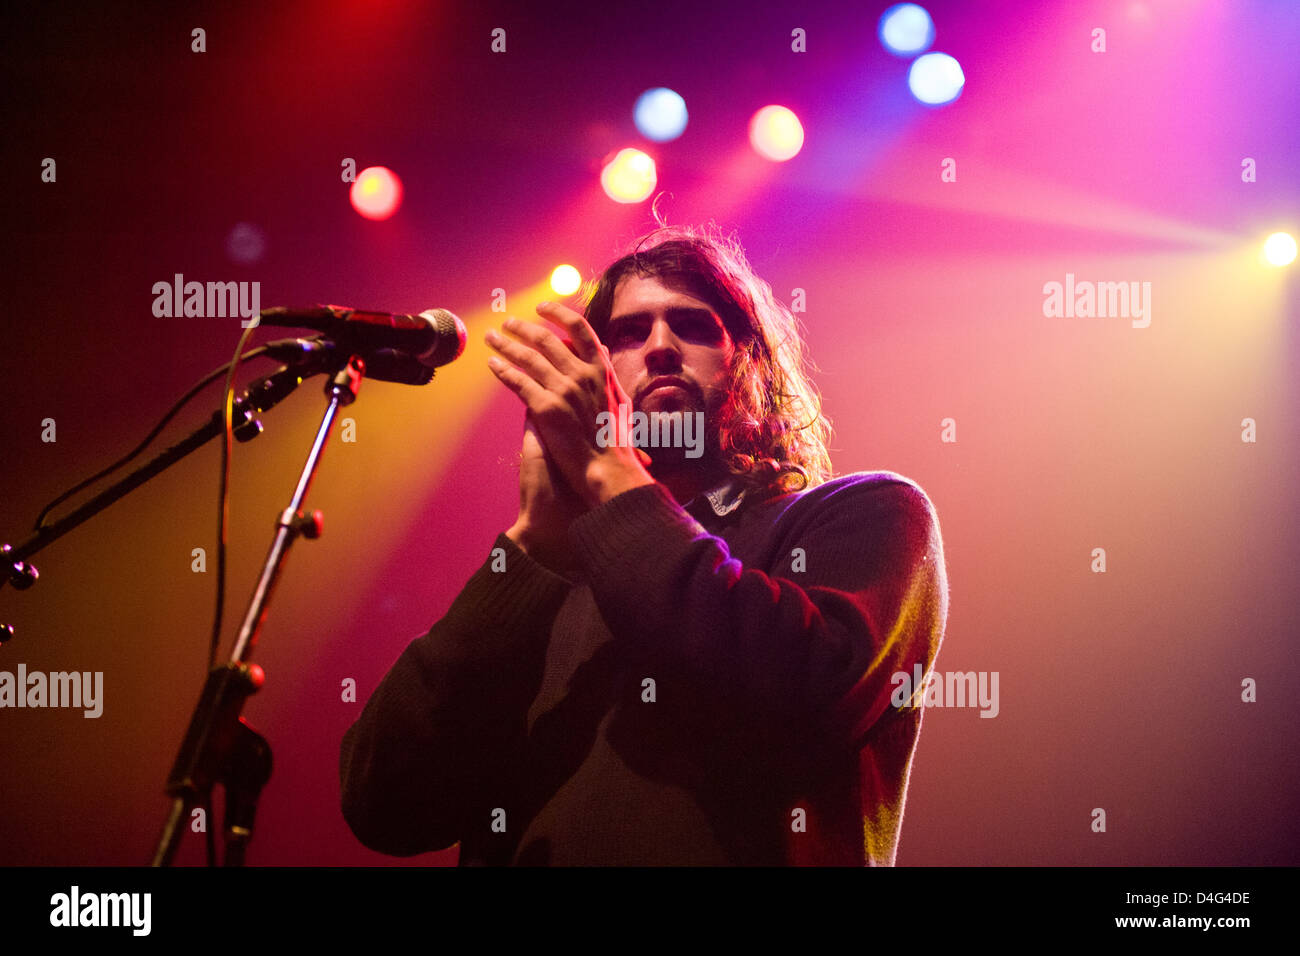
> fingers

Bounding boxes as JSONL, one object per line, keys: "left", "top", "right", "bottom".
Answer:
{"left": 486, "top": 353, "right": 549, "bottom": 407}
{"left": 486, "top": 328, "right": 569, "bottom": 399}
{"left": 485, "top": 299, "right": 631, "bottom": 494}
{"left": 488, "top": 316, "right": 587, "bottom": 379}
{"left": 537, "top": 301, "right": 602, "bottom": 362}
{"left": 486, "top": 301, "right": 625, "bottom": 430}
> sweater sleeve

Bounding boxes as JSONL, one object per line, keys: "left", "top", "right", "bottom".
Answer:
{"left": 567, "top": 475, "right": 948, "bottom": 748}
{"left": 339, "top": 533, "right": 572, "bottom": 856}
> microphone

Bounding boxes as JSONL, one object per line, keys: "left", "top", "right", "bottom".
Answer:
{"left": 257, "top": 306, "right": 468, "bottom": 371}
{"left": 260, "top": 336, "right": 440, "bottom": 386}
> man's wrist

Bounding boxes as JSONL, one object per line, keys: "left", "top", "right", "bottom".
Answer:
{"left": 586, "top": 457, "right": 656, "bottom": 506}
{"left": 504, "top": 521, "right": 576, "bottom": 577}
{"left": 505, "top": 521, "right": 532, "bottom": 554}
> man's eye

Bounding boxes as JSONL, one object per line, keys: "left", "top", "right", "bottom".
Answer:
{"left": 678, "top": 318, "right": 723, "bottom": 342}
{"left": 607, "top": 325, "right": 645, "bottom": 348}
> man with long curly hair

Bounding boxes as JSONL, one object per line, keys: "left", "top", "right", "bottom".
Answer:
{"left": 340, "top": 223, "right": 949, "bottom": 865}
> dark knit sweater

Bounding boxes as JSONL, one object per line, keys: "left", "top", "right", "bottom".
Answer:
{"left": 339, "top": 470, "right": 948, "bottom": 865}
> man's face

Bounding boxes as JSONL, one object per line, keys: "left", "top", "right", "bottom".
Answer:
{"left": 603, "top": 275, "right": 736, "bottom": 432}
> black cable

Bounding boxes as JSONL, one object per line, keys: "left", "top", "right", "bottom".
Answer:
{"left": 207, "top": 323, "right": 256, "bottom": 866}
{"left": 210, "top": 323, "right": 258, "bottom": 674}
{"left": 33, "top": 343, "right": 279, "bottom": 532}
{"left": 23, "top": 329, "right": 322, "bottom": 868}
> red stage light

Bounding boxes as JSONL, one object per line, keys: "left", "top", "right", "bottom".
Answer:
{"left": 350, "top": 166, "right": 404, "bottom": 221}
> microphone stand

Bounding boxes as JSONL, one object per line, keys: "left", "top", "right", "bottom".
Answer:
{"left": 150, "top": 354, "right": 366, "bottom": 866}
{"left": 1, "top": 343, "right": 369, "bottom": 866}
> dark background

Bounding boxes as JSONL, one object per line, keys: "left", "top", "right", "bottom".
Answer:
{"left": 2, "top": 0, "right": 1297, "bottom": 865}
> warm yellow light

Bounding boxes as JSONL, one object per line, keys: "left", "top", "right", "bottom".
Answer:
{"left": 600, "top": 148, "right": 657, "bottom": 203}
{"left": 1263, "top": 232, "right": 1297, "bottom": 267}
{"left": 749, "top": 105, "right": 804, "bottom": 162}
{"left": 550, "top": 264, "right": 582, "bottom": 296}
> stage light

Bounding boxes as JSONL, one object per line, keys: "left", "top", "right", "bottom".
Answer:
{"left": 749, "top": 105, "right": 804, "bottom": 162}
{"left": 635, "top": 88, "right": 688, "bottom": 142}
{"left": 1263, "top": 232, "right": 1297, "bottom": 267}
{"left": 908, "top": 52, "right": 964, "bottom": 105}
{"left": 550, "top": 264, "right": 582, "bottom": 296}
{"left": 879, "top": 3, "right": 934, "bottom": 57}
{"left": 600, "top": 148, "right": 657, "bottom": 203}
{"left": 350, "top": 166, "right": 403, "bottom": 220}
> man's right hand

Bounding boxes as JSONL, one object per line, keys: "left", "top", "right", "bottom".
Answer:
{"left": 505, "top": 413, "right": 590, "bottom": 576}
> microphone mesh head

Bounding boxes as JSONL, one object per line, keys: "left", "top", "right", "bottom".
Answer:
{"left": 420, "top": 309, "right": 468, "bottom": 367}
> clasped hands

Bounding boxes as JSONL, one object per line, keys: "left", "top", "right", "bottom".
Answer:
{"left": 486, "top": 301, "right": 655, "bottom": 568}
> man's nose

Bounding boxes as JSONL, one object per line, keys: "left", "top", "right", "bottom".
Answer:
{"left": 643, "top": 317, "right": 682, "bottom": 368}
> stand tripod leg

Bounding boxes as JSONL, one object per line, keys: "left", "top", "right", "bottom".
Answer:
{"left": 222, "top": 719, "right": 273, "bottom": 867}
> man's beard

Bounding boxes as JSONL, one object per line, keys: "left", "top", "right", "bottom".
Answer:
{"left": 631, "top": 397, "right": 724, "bottom": 477}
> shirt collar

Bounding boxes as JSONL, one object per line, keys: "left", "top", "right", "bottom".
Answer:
{"left": 685, "top": 477, "right": 747, "bottom": 520}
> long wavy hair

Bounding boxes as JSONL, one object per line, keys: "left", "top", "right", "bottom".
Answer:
{"left": 582, "top": 222, "right": 833, "bottom": 495}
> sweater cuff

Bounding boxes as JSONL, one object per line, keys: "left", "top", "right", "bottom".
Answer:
{"left": 568, "top": 482, "right": 701, "bottom": 571}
